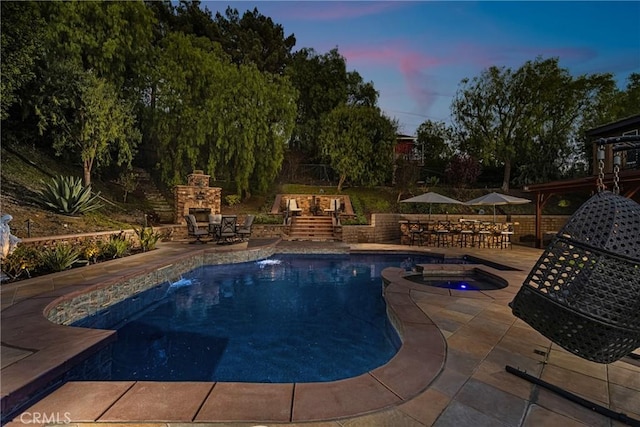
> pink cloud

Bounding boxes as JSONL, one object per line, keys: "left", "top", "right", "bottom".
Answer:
{"left": 342, "top": 42, "right": 450, "bottom": 112}
{"left": 341, "top": 40, "right": 606, "bottom": 120}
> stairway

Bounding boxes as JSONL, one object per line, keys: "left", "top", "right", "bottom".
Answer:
{"left": 133, "top": 168, "right": 174, "bottom": 224}
{"left": 287, "top": 216, "right": 341, "bottom": 241}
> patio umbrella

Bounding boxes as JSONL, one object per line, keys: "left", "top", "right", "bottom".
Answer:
{"left": 464, "top": 192, "right": 531, "bottom": 222}
{"left": 400, "top": 191, "right": 463, "bottom": 219}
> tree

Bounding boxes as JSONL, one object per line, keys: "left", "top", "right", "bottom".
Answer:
{"left": 170, "top": 0, "right": 222, "bottom": 41}
{"left": 318, "top": 105, "right": 397, "bottom": 191}
{"left": 215, "top": 7, "right": 296, "bottom": 75}
{"left": 0, "top": 2, "right": 45, "bottom": 121}
{"left": 393, "top": 157, "right": 422, "bottom": 202}
{"left": 145, "top": 32, "right": 297, "bottom": 197}
{"left": 452, "top": 57, "right": 613, "bottom": 190}
{"left": 213, "top": 63, "right": 297, "bottom": 197}
{"left": 5, "top": 1, "right": 154, "bottom": 167}
{"left": 445, "top": 154, "right": 481, "bottom": 188}
{"left": 40, "top": 1, "right": 155, "bottom": 98}
{"left": 617, "top": 73, "right": 640, "bottom": 118}
{"left": 145, "top": 32, "right": 230, "bottom": 186}
{"left": 287, "top": 48, "right": 349, "bottom": 157}
{"left": 347, "top": 71, "right": 379, "bottom": 107}
{"left": 415, "top": 120, "right": 454, "bottom": 160}
{"left": 51, "top": 70, "right": 140, "bottom": 187}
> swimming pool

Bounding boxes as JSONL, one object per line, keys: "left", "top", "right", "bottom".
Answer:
{"left": 78, "top": 253, "right": 452, "bottom": 383}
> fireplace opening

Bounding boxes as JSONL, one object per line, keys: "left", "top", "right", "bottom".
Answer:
{"left": 189, "top": 208, "right": 211, "bottom": 223}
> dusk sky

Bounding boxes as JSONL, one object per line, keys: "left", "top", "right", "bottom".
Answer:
{"left": 206, "top": 1, "right": 640, "bottom": 135}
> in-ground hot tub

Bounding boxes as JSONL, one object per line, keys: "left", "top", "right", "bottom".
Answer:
{"left": 405, "top": 264, "right": 508, "bottom": 291}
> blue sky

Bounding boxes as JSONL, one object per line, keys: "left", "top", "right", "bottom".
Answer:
{"left": 205, "top": 1, "right": 640, "bottom": 135}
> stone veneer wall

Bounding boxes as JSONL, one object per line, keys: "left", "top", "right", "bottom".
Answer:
{"left": 277, "top": 194, "right": 355, "bottom": 216}
{"left": 18, "top": 229, "right": 145, "bottom": 250}
{"left": 45, "top": 245, "right": 277, "bottom": 326}
{"left": 174, "top": 185, "right": 221, "bottom": 224}
{"left": 17, "top": 223, "right": 286, "bottom": 252}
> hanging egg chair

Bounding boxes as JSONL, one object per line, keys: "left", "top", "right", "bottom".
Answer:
{"left": 511, "top": 138, "right": 640, "bottom": 364}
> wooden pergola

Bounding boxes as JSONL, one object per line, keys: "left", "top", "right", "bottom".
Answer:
{"left": 523, "top": 116, "right": 640, "bottom": 248}
{"left": 524, "top": 169, "right": 640, "bottom": 248}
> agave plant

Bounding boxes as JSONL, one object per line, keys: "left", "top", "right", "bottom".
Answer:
{"left": 38, "top": 176, "right": 103, "bottom": 215}
{"left": 99, "top": 232, "right": 131, "bottom": 259}
{"left": 39, "top": 244, "right": 79, "bottom": 273}
{"left": 133, "top": 226, "right": 161, "bottom": 252}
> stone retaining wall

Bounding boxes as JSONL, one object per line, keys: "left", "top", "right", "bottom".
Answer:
{"left": 16, "top": 214, "right": 570, "bottom": 249}
{"left": 18, "top": 223, "right": 286, "bottom": 250}
{"left": 46, "top": 245, "right": 277, "bottom": 326}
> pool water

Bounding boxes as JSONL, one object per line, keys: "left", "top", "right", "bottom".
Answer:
{"left": 104, "top": 253, "right": 451, "bottom": 383}
{"left": 406, "top": 273, "right": 507, "bottom": 290}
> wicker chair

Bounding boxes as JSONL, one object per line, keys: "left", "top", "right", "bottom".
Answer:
{"left": 511, "top": 191, "right": 640, "bottom": 363}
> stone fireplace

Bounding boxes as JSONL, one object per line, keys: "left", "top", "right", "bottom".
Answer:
{"left": 174, "top": 170, "right": 221, "bottom": 224}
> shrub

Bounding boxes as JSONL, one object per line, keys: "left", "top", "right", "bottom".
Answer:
{"left": 39, "top": 244, "right": 79, "bottom": 273}
{"left": 38, "top": 175, "right": 103, "bottom": 215}
{"left": 116, "top": 171, "right": 138, "bottom": 203}
{"left": 445, "top": 154, "right": 481, "bottom": 188}
{"left": 225, "top": 194, "right": 241, "bottom": 206}
{"left": 342, "top": 215, "right": 368, "bottom": 225}
{"left": 78, "top": 240, "right": 101, "bottom": 263}
{"left": 99, "top": 232, "right": 131, "bottom": 259}
{"left": 1, "top": 245, "right": 40, "bottom": 281}
{"left": 134, "top": 226, "right": 161, "bottom": 252}
{"left": 253, "top": 213, "right": 283, "bottom": 224}
{"left": 340, "top": 195, "right": 369, "bottom": 225}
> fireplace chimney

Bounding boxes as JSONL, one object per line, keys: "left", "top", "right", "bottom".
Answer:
{"left": 174, "top": 170, "right": 222, "bottom": 224}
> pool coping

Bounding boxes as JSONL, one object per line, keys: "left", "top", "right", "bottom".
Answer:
{"left": 1, "top": 240, "right": 522, "bottom": 423}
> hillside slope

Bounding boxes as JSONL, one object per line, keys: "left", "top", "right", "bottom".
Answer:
{"left": 1, "top": 143, "right": 145, "bottom": 238}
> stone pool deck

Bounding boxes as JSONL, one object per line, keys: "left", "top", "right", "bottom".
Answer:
{"left": 1, "top": 238, "right": 639, "bottom": 426}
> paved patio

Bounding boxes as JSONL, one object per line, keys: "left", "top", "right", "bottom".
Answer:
{"left": 1, "top": 239, "right": 638, "bottom": 426}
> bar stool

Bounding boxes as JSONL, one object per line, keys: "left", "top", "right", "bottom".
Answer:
{"left": 420, "top": 221, "right": 437, "bottom": 246}
{"left": 499, "top": 223, "right": 514, "bottom": 249}
{"left": 436, "top": 220, "right": 451, "bottom": 247}
{"left": 408, "top": 221, "right": 423, "bottom": 246}
{"left": 459, "top": 220, "right": 476, "bottom": 247}
{"left": 476, "top": 222, "right": 493, "bottom": 248}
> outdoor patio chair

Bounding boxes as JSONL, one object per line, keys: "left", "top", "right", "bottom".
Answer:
{"left": 184, "top": 214, "right": 208, "bottom": 244}
{"left": 324, "top": 198, "right": 341, "bottom": 226}
{"left": 286, "top": 198, "right": 303, "bottom": 215}
{"left": 236, "top": 214, "right": 255, "bottom": 241}
{"left": 216, "top": 215, "right": 238, "bottom": 244}
{"left": 208, "top": 213, "right": 222, "bottom": 236}
{"left": 324, "top": 198, "right": 341, "bottom": 214}
{"left": 283, "top": 198, "right": 302, "bottom": 225}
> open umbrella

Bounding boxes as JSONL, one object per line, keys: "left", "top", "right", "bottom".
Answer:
{"left": 400, "top": 191, "right": 463, "bottom": 219}
{"left": 464, "top": 192, "right": 531, "bottom": 222}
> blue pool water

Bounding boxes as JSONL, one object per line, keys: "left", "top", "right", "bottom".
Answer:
{"left": 94, "top": 253, "right": 460, "bottom": 383}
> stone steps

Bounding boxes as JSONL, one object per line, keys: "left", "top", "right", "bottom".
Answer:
{"left": 287, "top": 216, "right": 341, "bottom": 241}
{"left": 133, "top": 168, "right": 174, "bottom": 223}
